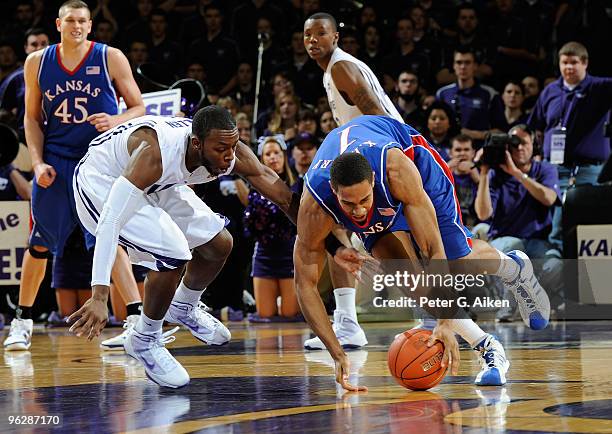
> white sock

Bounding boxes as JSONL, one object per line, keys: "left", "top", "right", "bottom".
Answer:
{"left": 494, "top": 250, "right": 520, "bottom": 282}
{"left": 135, "top": 312, "right": 164, "bottom": 335}
{"left": 449, "top": 319, "right": 488, "bottom": 348}
{"left": 173, "top": 280, "right": 205, "bottom": 305}
{"left": 334, "top": 287, "right": 357, "bottom": 319}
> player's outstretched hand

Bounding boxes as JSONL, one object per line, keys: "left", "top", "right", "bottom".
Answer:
{"left": 33, "top": 163, "right": 56, "bottom": 188}
{"left": 428, "top": 322, "right": 460, "bottom": 376}
{"left": 333, "top": 247, "right": 373, "bottom": 281}
{"left": 68, "top": 297, "right": 109, "bottom": 341}
{"left": 87, "top": 112, "right": 118, "bottom": 132}
{"left": 334, "top": 354, "right": 368, "bottom": 392}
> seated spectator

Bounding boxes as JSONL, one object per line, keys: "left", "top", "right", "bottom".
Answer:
{"left": 147, "top": 9, "right": 183, "bottom": 76}
{"left": 0, "top": 162, "right": 31, "bottom": 201}
{"left": 521, "top": 75, "right": 540, "bottom": 113}
{"left": 255, "top": 71, "right": 295, "bottom": 135}
{"left": 437, "top": 4, "right": 493, "bottom": 86}
{"left": 474, "top": 124, "right": 562, "bottom": 320}
{"left": 265, "top": 90, "right": 300, "bottom": 142}
{"left": 297, "top": 109, "right": 318, "bottom": 136}
{"left": 185, "top": 61, "right": 206, "bottom": 85}
{"left": 359, "top": 5, "right": 378, "bottom": 28}
{"left": 230, "top": 62, "right": 256, "bottom": 115}
{"left": 290, "top": 132, "right": 319, "bottom": 178}
{"left": 394, "top": 69, "right": 426, "bottom": 131}
{"left": 235, "top": 112, "right": 255, "bottom": 149}
{"left": 361, "top": 23, "right": 384, "bottom": 77}
{"left": 500, "top": 80, "right": 528, "bottom": 132}
{"left": 409, "top": 5, "right": 442, "bottom": 76}
{"left": 339, "top": 27, "right": 360, "bottom": 57}
{"left": 319, "top": 110, "right": 337, "bottom": 136}
{"left": 93, "top": 18, "right": 117, "bottom": 45}
{"left": 423, "top": 100, "right": 459, "bottom": 161}
{"left": 436, "top": 48, "right": 506, "bottom": 147}
{"left": 217, "top": 96, "right": 239, "bottom": 118}
{"left": 447, "top": 134, "right": 479, "bottom": 227}
{"left": 244, "top": 136, "right": 300, "bottom": 321}
{"left": 284, "top": 29, "right": 323, "bottom": 106}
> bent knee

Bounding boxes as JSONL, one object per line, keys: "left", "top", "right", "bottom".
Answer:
{"left": 196, "top": 229, "right": 233, "bottom": 260}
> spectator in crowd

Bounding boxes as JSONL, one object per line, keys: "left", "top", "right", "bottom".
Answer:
{"left": 148, "top": 9, "right": 183, "bottom": 75}
{"left": 394, "top": 69, "right": 425, "bottom": 131}
{"left": 0, "top": 28, "right": 49, "bottom": 142}
{"left": 231, "top": 61, "right": 255, "bottom": 114}
{"left": 255, "top": 71, "right": 295, "bottom": 135}
{"left": 437, "top": 4, "right": 493, "bottom": 86}
{"left": 230, "top": 0, "right": 284, "bottom": 54}
{"left": 0, "top": 43, "right": 19, "bottom": 87}
{"left": 381, "top": 17, "right": 431, "bottom": 93}
{"left": 474, "top": 124, "right": 562, "bottom": 319}
{"left": 126, "top": 40, "right": 150, "bottom": 93}
{"left": 0, "top": 161, "right": 31, "bottom": 202}
{"left": 125, "top": 0, "right": 154, "bottom": 46}
{"left": 360, "top": 23, "right": 384, "bottom": 77}
{"left": 339, "top": 28, "right": 360, "bottom": 58}
{"left": 285, "top": 29, "right": 322, "bottom": 105}
{"left": 94, "top": 19, "right": 117, "bottom": 45}
{"left": 423, "top": 100, "right": 459, "bottom": 161}
{"left": 185, "top": 61, "right": 206, "bottom": 85}
{"left": 501, "top": 80, "right": 528, "bottom": 131}
{"left": 522, "top": 75, "right": 540, "bottom": 113}
{"left": 485, "top": 0, "right": 537, "bottom": 85}
{"left": 235, "top": 112, "right": 255, "bottom": 149}
{"left": 319, "top": 110, "right": 337, "bottom": 135}
{"left": 359, "top": 5, "right": 378, "bottom": 28}
{"left": 528, "top": 42, "right": 612, "bottom": 252}
{"left": 5, "top": 1, "right": 36, "bottom": 49}
{"left": 290, "top": 131, "right": 319, "bottom": 178}
{"left": 189, "top": 3, "right": 240, "bottom": 96}
{"left": 180, "top": 0, "right": 212, "bottom": 46}
{"left": 91, "top": 1, "right": 118, "bottom": 38}
{"left": 296, "top": 108, "right": 318, "bottom": 136}
{"left": 436, "top": 48, "right": 506, "bottom": 146}
{"left": 252, "top": 16, "right": 288, "bottom": 89}
{"left": 315, "top": 95, "right": 330, "bottom": 116}
{"left": 266, "top": 90, "right": 300, "bottom": 141}
{"left": 244, "top": 135, "right": 300, "bottom": 321}
{"left": 447, "top": 134, "right": 479, "bottom": 228}
{"left": 409, "top": 5, "right": 442, "bottom": 76}
{"left": 217, "top": 96, "right": 239, "bottom": 117}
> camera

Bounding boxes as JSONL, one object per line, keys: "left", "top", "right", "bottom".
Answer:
{"left": 480, "top": 133, "right": 521, "bottom": 168}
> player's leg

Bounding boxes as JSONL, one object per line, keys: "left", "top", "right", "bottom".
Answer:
{"left": 55, "top": 289, "right": 79, "bottom": 318}
{"left": 159, "top": 185, "right": 234, "bottom": 345}
{"left": 278, "top": 278, "right": 300, "bottom": 317}
{"left": 163, "top": 229, "right": 233, "bottom": 346}
{"left": 254, "top": 277, "right": 280, "bottom": 317}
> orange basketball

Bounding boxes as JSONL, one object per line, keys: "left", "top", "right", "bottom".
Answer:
{"left": 387, "top": 329, "right": 447, "bottom": 390}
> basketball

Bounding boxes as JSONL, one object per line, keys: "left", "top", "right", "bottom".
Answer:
{"left": 388, "top": 329, "right": 447, "bottom": 391}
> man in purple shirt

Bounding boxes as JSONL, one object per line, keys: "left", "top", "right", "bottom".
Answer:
{"left": 475, "top": 124, "right": 563, "bottom": 320}
{"left": 436, "top": 48, "right": 505, "bottom": 147}
{"left": 528, "top": 42, "right": 612, "bottom": 251}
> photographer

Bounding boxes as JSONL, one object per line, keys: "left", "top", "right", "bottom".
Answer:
{"left": 475, "top": 124, "right": 562, "bottom": 319}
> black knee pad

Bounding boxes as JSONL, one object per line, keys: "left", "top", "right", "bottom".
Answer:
{"left": 28, "top": 245, "right": 51, "bottom": 259}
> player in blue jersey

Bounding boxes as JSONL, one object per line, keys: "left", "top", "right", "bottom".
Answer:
{"left": 3, "top": 0, "right": 145, "bottom": 352}
{"left": 295, "top": 115, "right": 551, "bottom": 391}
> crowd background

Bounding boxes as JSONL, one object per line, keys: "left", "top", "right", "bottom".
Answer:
{"left": 0, "top": 0, "right": 611, "bottom": 324}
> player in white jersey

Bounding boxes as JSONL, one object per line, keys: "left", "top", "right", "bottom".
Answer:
{"left": 69, "top": 106, "right": 363, "bottom": 388}
{"left": 302, "top": 12, "right": 406, "bottom": 351}
{"left": 69, "top": 107, "right": 293, "bottom": 388}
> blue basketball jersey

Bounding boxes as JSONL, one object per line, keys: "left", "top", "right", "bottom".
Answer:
{"left": 304, "top": 115, "right": 469, "bottom": 250}
{"left": 39, "top": 42, "right": 118, "bottom": 159}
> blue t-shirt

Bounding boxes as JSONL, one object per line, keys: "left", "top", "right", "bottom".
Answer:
{"left": 528, "top": 75, "right": 612, "bottom": 164}
{"left": 39, "top": 42, "right": 118, "bottom": 159}
{"left": 436, "top": 82, "right": 506, "bottom": 134}
{"left": 488, "top": 160, "right": 560, "bottom": 240}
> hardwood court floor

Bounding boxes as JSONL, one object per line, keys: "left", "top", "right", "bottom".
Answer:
{"left": 1, "top": 320, "right": 611, "bottom": 433}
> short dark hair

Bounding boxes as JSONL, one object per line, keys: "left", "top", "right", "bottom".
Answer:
{"left": 451, "top": 133, "right": 473, "bottom": 148}
{"left": 559, "top": 41, "right": 588, "bottom": 62}
{"left": 24, "top": 28, "right": 47, "bottom": 44}
{"left": 192, "top": 105, "right": 236, "bottom": 140}
{"left": 330, "top": 152, "right": 372, "bottom": 190}
{"left": 150, "top": 8, "right": 167, "bottom": 20}
{"left": 306, "top": 12, "right": 337, "bottom": 32}
{"left": 454, "top": 46, "right": 476, "bottom": 62}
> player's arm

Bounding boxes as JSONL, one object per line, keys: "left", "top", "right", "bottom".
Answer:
{"left": 69, "top": 128, "right": 162, "bottom": 340}
{"left": 386, "top": 148, "right": 446, "bottom": 260}
{"left": 23, "top": 51, "right": 56, "bottom": 188}
{"left": 87, "top": 47, "right": 145, "bottom": 132}
{"left": 331, "top": 61, "right": 387, "bottom": 115}
{"left": 295, "top": 190, "right": 367, "bottom": 392}
{"left": 233, "top": 141, "right": 298, "bottom": 222}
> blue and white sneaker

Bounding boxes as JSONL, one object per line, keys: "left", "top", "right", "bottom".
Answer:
{"left": 474, "top": 334, "right": 509, "bottom": 386}
{"left": 124, "top": 326, "right": 189, "bottom": 388}
{"left": 505, "top": 250, "right": 550, "bottom": 330}
{"left": 165, "top": 301, "right": 231, "bottom": 345}
{"left": 304, "top": 310, "right": 368, "bottom": 350}
{"left": 100, "top": 315, "right": 139, "bottom": 351}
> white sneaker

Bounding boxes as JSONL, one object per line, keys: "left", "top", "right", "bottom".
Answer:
{"left": 124, "top": 326, "right": 189, "bottom": 388}
{"left": 100, "top": 315, "right": 139, "bottom": 351}
{"left": 3, "top": 319, "right": 33, "bottom": 351}
{"left": 304, "top": 310, "right": 368, "bottom": 350}
{"left": 473, "top": 335, "right": 510, "bottom": 386}
{"left": 164, "top": 301, "right": 231, "bottom": 345}
{"left": 505, "top": 251, "right": 550, "bottom": 330}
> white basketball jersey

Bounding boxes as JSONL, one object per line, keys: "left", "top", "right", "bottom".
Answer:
{"left": 84, "top": 115, "right": 235, "bottom": 193}
{"left": 323, "top": 47, "right": 403, "bottom": 126}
